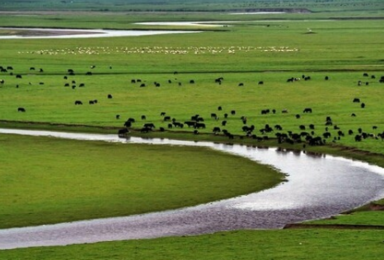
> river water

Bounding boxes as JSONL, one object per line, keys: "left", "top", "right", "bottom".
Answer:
{"left": 0, "top": 27, "right": 199, "bottom": 39}
{"left": 0, "top": 128, "right": 383, "bottom": 250}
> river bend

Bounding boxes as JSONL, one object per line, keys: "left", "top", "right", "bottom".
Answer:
{"left": 0, "top": 128, "right": 383, "bottom": 250}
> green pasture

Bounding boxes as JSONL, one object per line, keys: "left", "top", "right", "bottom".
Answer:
{"left": 1, "top": 229, "right": 384, "bottom": 260}
{"left": 0, "top": 134, "right": 283, "bottom": 229}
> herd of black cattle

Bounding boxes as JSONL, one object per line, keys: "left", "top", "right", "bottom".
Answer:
{"left": 1, "top": 65, "right": 383, "bottom": 146}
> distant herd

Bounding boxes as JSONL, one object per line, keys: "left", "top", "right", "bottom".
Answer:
{"left": 1, "top": 64, "right": 383, "bottom": 146}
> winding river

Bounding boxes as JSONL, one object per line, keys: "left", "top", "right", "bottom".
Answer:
{"left": 0, "top": 128, "right": 384, "bottom": 250}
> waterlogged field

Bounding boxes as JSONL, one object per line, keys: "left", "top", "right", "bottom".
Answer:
{"left": 1, "top": 8, "right": 384, "bottom": 259}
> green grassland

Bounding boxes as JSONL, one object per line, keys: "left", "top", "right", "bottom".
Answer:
{"left": 1, "top": 229, "right": 384, "bottom": 260}
{"left": 0, "top": 19, "right": 383, "bottom": 154}
{"left": 0, "top": 134, "right": 283, "bottom": 229}
{"left": 1, "top": 4, "right": 384, "bottom": 259}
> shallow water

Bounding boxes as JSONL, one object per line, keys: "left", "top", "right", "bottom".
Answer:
{"left": 0, "top": 128, "right": 383, "bottom": 250}
{"left": 0, "top": 27, "right": 200, "bottom": 39}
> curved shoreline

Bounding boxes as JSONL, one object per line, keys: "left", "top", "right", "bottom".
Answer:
{"left": 0, "top": 128, "right": 384, "bottom": 250}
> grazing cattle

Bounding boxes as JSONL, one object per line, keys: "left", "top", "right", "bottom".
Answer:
{"left": 131, "top": 79, "right": 136, "bottom": 83}
{"left": 144, "top": 123, "right": 155, "bottom": 129}
{"left": 325, "top": 76, "right": 329, "bottom": 80}
{"left": 275, "top": 125, "right": 283, "bottom": 131}
{"left": 17, "top": 107, "right": 26, "bottom": 112}
{"left": 16, "top": 74, "right": 22, "bottom": 79}
{"left": 355, "top": 135, "right": 362, "bottom": 142}
{"left": 7, "top": 66, "right": 13, "bottom": 70}
{"left": 231, "top": 110, "right": 236, "bottom": 115}
{"left": 361, "top": 103, "right": 365, "bottom": 108}
{"left": 353, "top": 98, "right": 360, "bottom": 103}
{"left": 184, "top": 121, "right": 196, "bottom": 128}
{"left": 64, "top": 83, "right": 70, "bottom": 87}
{"left": 178, "top": 82, "right": 182, "bottom": 86}
{"left": 215, "top": 77, "right": 223, "bottom": 84}
{"left": 72, "top": 85, "right": 76, "bottom": 89}
{"left": 159, "top": 127, "right": 165, "bottom": 132}
{"left": 371, "top": 75, "right": 376, "bottom": 79}
{"left": 68, "top": 69, "right": 74, "bottom": 74}
{"left": 300, "top": 125, "right": 306, "bottom": 130}
{"left": 89, "top": 100, "right": 95, "bottom": 105}
{"left": 211, "top": 113, "right": 218, "bottom": 120}
{"left": 74, "top": 100, "right": 82, "bottom": 105}
{"left": 86, "top": 71, "right": 92, "bottom": 75}
{"left": 296, "top": 114, "right": 300, "bottom": 119}
{"left": 30, "top": 67, "right": 35, "bottom": 70}
{"left": 168, "top": 80, "right": 172, "bottom": 84}
{"left": 0, "top": 79, "right": 4, "bottom": 84}
{"left": 323, "top": 132, "right": 331, "bottom": 138}
{"left": 189, "top": 80, "right": 195, "bottom": 84}
{"left": 348, "top": 129, "right": 354, "bottom": 135}
{"left": 107, "top": 94, "right": 112, "bottom": 99}
{"left": 39, "top": 68, "right": 44, "bottom": 73}
{"left": 224, "top": 113, "right": 228, "bottom": 118}
{"left": 79, "top": 83, "right": 85, "bottom": 87}
{"left": 363, "top": 73, "right": 369, "bottom": 77}
{"left": 218, "top": 106, "right": 222, "bottom": 111}
{"left": 64, "top": 76, "right": 68, "bottom": 80}
{"left": 116, "top": 115, "right": 120, "bottom": 120}
{"left": 261, "top": 109, "right": 270, "bottom": 115}
{"left": 303, "top": 108, "right": 312, "bottom": 113}
{"left": 160, "top": 112, "right": 166, "bottom": 116}
{"left": 39, "top": 82, "right": 44, "bottom": 85}
{"left": 258, "top": 81, "right": 264, "bottom": 85}
{"left": 221, "top": 120, "right": 227, "bottom": 126}
{"left": 141, "top": 115, "right": 146, "bottom": 120}
{"left": 173, "top": 122, "right": 184, "bottom": 128}
{"left": 154, "top": 82, "right": 160, "bottom": 87}
{"left": 118, "top": 128, "right": 129, "bottom": 136}
{"left": 373, "top": 126, "right": 378, "bottom": 130}
{"left": 195, "top": 123, "right": 206, "bottom": 129}
{"left": 168, "top": 123, "right": 173, "bottom": 129}
{"left": 140, "top": 83, "right": 146, "bottom": 87}
{"left": 282, "top": 109, "right": 288, "bottom": 113}
{"left": 91, "top": 65, "right": 96, "bottom": 69}
{"left": 127, "top": 118, "right": 135, "bottom": 123}
{"left": 309, "top": 124, "right": 315, "bottom": 130}
{"left": 141, "top": 127, "right": 151, "bottom": 133}
{"left": 193, "top": 130, "right": 199, "bottom": 135}
{"left": 238, "top": 83, "right": 244, "bottom": 86}
{"left": 124, "top": 121, "right": 131, "bottom": 128}
{"left": 164, "top": 116, "right": 171, "bottom": 121}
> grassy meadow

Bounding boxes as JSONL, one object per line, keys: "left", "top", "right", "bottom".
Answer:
{"left": 0, "top": 134, "right": 283, "bottom": 229}
{"left": 0, "top": 3, "right": 384, "bottom": 259}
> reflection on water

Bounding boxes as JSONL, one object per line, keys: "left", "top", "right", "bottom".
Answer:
{"left": 0, "top": 128, "right": 383, "bottom": 249}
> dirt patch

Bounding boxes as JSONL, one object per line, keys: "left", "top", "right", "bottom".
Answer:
{"left": 369, "top": 203, "right": 384, "bottom": 211}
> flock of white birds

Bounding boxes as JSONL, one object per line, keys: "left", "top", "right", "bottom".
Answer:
{"left": 19, "top": 46, "right": 299, "bottom": 56}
